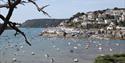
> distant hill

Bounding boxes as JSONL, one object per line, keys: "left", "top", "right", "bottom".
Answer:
{"left": 21, "top": 19, "right": 67, "bottom": 28}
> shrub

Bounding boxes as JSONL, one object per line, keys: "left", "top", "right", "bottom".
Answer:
{"left": 94, "top": 54, "right": 125, "bottom": 63}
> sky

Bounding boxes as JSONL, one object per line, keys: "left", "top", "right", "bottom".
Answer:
{"left": 0, "top": 0, "right": 125, "bottom": 23}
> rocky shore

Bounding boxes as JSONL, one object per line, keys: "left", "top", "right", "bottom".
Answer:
{"left": 40, "top": 27, "right": 83, "bottom": 38}
{"left": 89, "top": 29, "right": 125, "bottom": 40}
{"left": 40, "top": 27, "right": 125, "bottom": 40}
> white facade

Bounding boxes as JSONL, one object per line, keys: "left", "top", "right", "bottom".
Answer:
{"left": 116, "top": 26, "right": 125, "bottom": 30}
{"left": 79, "top": 15, "right": 88, "bottom": 21}
{"left": 107, "top": 26, "right": 114, "bottom": 30}
{"left": 73, "top": 18, "right": 79, "bottom": 22}
{"left": 120, "top": 15, "right": 125, "bottom": 21}
{"left": 104, "top": 19, "right": 112, "bottom": 24}
{"left": 87, "top": 12, "right": 95, "bottom": 20}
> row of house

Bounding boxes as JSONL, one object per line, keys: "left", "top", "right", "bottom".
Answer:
{"left": 59, "top": 8, "right": 125, "bottom": 29}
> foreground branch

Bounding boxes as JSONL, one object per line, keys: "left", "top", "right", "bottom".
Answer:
{"left": 0, "top": 0, "right": 50, "bottom": 46}
{"left": 9, "top": 22, "right": 31, "bottom": 46}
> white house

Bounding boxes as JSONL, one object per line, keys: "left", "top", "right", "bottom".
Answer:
{"left": 87, "top": 12, "right": 95, "bottom": 20}
{"left": 107, "top": 22, "right": 116, "bottom": 30}
{"left": 104, "top": 19, "right": 112, "bottom": 24}
{"left": 72, "top": 18, "right": 79, "bottom": 22}
{"left": 119, "top": 15, "right": 125, "bottom": 21}
{"left": 116, "top": 26, "right": 125, "bottom": 30}
{"left": 79, "top": 15, "right": 88, "bottom": 21}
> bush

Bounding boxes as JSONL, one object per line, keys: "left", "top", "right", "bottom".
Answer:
{"left": 118, "top": 21, "right": 125, "bottom": 26}
{"left": 94, "top": 54, "right": 125, "bottom": 63}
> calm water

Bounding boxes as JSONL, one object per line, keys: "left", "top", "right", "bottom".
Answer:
{"left": 0, "top": 28, "right": 125, "bottom": 63}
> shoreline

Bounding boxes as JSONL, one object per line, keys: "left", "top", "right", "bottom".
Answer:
{"left": 40, "top": 27, "right": 125, "bottom": 40}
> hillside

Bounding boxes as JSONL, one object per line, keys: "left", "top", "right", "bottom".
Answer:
{"left": 59, "top": 7, "right": 125, "bottom": 29}
{"left": 21, "top": 19, "right": 67, "bottom": 28}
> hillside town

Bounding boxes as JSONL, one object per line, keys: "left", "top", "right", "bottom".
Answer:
{"left": 41, "top": 7, "right": 125, "bottom": 40}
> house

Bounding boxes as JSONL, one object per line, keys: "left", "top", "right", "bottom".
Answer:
{"left": 59, "top": 22, "right": 65, "bottom": 26}
{"left": 107, "top": 22, "right": 116, "bottom": 30}
{"left": 79, "top": 14, "right": 88, "bottom": 21}
{"left": 97, "top": 21, "right": 105, "bottom": 24}
{"left": 98, "top": 13, "right": 103, "bottom": 18}
{"left": 104, "top": 19, "right": 112, "bottom": 24}
{"left": 116, "top": 26, "right": 125, "bottom": 30}
{"left": 72, "top": 18, "right": 79, "bottom": 22}
{"left": 105, "top": 9, "right": 112, "bottom": 15}
{"left": 87, "top": 12, "right": 95, "bottom": 20}
{"left": 59, "top": 20, "right": 69, "bottom": 26}
{"left": 119, "top": 15, "right": 125, "bottom": 21}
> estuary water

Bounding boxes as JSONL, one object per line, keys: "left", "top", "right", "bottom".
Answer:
{"left": 0, "top": 28, "right": 125, "bottom": 63}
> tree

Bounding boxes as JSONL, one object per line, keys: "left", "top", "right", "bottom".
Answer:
{"left": 94, "top": 54, "right": 125, "bottom": 63}
{"left": 0, "top": 0, "right": 50, "bottom": 46}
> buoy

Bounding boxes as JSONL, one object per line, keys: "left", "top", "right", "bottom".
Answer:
{"left": 68, "top": 42, "right": 71, "bottom": 45}
{"left": 98, "top": 43, "right": 102, "bottom": 46}
{"left": 56, "top": 48, "right": 60, "bottom": 51}
{"left": 31, "top": 52, "right": 35, "bottom": 55}
{"left": 98, "top": 47, "right": 102, "bottom": 51}
{"left": 20, "top": 45, "right": 23, "bottom": 49}
{"left": 77, "top": 44, "right": 81, "bottom": 47}
{"left": 85, "top": 45, "right": 89, "bottom": 49}
{"left": 50, "top": 58, "right": 54, "bottom": 63}
{"left": 109, "top": 48, "right": 113, "bottom": 52}
{"left": 22, "top": 51, "right": 25, "bottom": 53}
{"left": 73, "top": 58, "right": 79, "bottom": 62}
{"left": 73, "top": 46, "right": 78, "bottom": 49}
{"left": 115, "top": 43, "right": 120, "bottom": 46}
{"left": 44, "top": 54, "right": 49, "bottom": 58}
{"left": 12, "top": 58, "right": 17, "bottom": 62}
{"left": 52, "top": 45, "right": 56, "bottom": 48}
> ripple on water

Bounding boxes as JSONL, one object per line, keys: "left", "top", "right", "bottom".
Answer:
{"left": 0, "top": 28, "right": 125, "bottom": 63}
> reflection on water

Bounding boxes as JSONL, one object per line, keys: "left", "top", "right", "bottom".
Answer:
{"left": 0, "top": 28, "right": 125, "bottom": 63}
